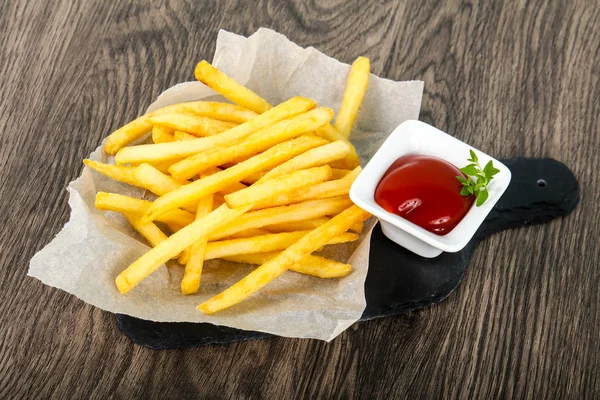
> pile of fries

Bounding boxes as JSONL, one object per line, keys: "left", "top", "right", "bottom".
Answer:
{"left": 85, "top": 57, "right": 372, "bottom": 313}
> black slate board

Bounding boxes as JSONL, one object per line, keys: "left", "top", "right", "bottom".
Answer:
{"left": 116, "top": 158, "right": 579, "bottom": 349}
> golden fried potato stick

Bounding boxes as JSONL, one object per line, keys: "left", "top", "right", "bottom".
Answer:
{"left": 258, "top": 141, "right": 350, "bottom": 182}
{"left": 223, "top": 253, "right": 352, "bottom": 279}
{"left": 223, "top": 228, "right": 271, "bottom": 239}
{"left": 125, "top": 215, "right": 169, "bottom": 248}
{"left": 335, "top": 57, "right": 370, "bottom": 138}
{"left": 198, "top": 205, "right": 371, "bottom": 313}
{"left": 263, "top": 217, "right": 330, "bottom": 233}
{"left": 116, "top": 204, "right": 250, "bottom": 294}
{"left": 133, "top": 163, "right": 184, "bottom": 195}
{"left": 225, "top": 166, "right": 332, "bottom": 208}
{"left": 315, "top": 125, "right": 361, "bottom": 169}
{"left": 195, "top": 60, "right": 272, "bottom": 114}
{"left": 240, "top": 171, "right": 266, "bottom": 185}
{"left": 95, "top": 192, "right": 195, "bottom": 229}
{"left": 181, "top": 195, "right": 214, "bottom": 294}
{"left": 204, "top": 231, "right": 357, "bottom": 260}
{"left": 330, "top": 168, "right": 352, "bottom": 180}
{"left": 144, "top": 135, "right": 328, "bottom": 222}
{"left": 168, "top": 108, "right": 333, "bottom": 180}
{"left": 83, "top": 159, "right": 144, "bottom": 188}
{"left": 146, "top": 101, "right": 257, "bottom": 123}
{"left": 104, "top": 116, "right": 153, "bottom": 155}
{"left": 147, "top": 159, "right": 181, "bottom": 174}
{"left": 173, "top": 131, "right": 197, "bottom": 141}
{"left": 152, "top": 126, "right": 175, "bottom": 143}
{"left": 207, "top": 196, "right": 353, "bottom": 241}
{"left": 147, "top": 113, "right": 236, "bottom": 137}
{"left": 115, "top": 97, "right": 316, "bottom": 164}
{"left": 250, "top": 166, "right": 361, "bottom": 209}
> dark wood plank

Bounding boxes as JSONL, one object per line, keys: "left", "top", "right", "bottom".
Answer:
{"left": 0, "top": 0, "right": 598, "bottom": 398}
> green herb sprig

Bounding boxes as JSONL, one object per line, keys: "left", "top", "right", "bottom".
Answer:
{"left": 456, "top": 149, "right": 500, "bottom": 207}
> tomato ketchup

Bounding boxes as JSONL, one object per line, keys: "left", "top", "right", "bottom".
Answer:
{"left": 374, "top": 154, "right": 474, "bottom": 235}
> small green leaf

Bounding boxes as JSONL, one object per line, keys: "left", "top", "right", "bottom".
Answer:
{"left": 467, "top": 186, "right": 474, "bottom": 194}
{"left": 483, "top": 161, "right": 501, "bottom": 179}
{"left": 460, "top": 165, "right": 478, "bottom": 176}
{"left": 460, "top": 186, "right": 471, "bottom": 196}
{"left": 456, "top": 176, "right": 468, "bottom": 185}
{"left": 469, "top": 149, "right": 478, "bottom": 163}
{"left": 476, "top": 188, "right": 489, "bottom": 206}
{"left": 475, "top": 182, "right": 484, "bottom": 191}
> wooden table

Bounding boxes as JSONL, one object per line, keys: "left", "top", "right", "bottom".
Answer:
{"left": 2, "top": 1, "right": 598, "bottom": 398}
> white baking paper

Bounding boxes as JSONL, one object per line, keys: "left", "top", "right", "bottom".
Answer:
{"left": 29, "top": 28, "right": 423, "bottom": 341}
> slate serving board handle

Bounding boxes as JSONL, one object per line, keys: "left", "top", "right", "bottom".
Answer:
{"left": 116, "top": 158, "right": 579, "bottom": 349}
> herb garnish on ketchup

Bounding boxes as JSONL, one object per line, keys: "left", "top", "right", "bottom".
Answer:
{"left": 374, "top": 151, "right": 499, "bottom": 236}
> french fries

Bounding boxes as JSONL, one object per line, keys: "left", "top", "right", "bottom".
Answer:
{"left": 95, "top": 192, "right": 195, "bottom": 229}
{"left": 104, "top": 116, "right": 153, "bottom": 155}
{"left": 257, "top": 140, "right": 351, "bottom": 182}
{"left": 195, "top": 60, "right": 272, "bottom": 114}
{"left": 181, "top": 195, "right": 214, "bottom": 294}
{"left": 126, "top": 215, "right": 169, "bottom": 248}
{"left": 116, "top": 204, "right": 250, "bottom": 294}
{"left": 147, "top": 113, "right": 237, "bottom": 137}
{"left": 115, "top": 96, "right": 316, "bottom": 164}
{"left": 204, "top": 231, "right": 358, "bottom": 260}
{"left": 198, "top": 205, "right": 371, "bottom": 313}
{"left": 208, "top": 196, "right": 353, "bottom": 241}
{"left": 173, "top": 131, "right": 197, "bottom": 141}
{"left": 224, "top": 166, "right": 332, "bottom": 208}
{"left": 168, "top": 107, "right": 334, "bottom": 180}
{"left": 88, "top": 56, "right": 376, "bottom": 317}
{"left": 335, "top": 57, "right": 370, "bottom": 138}
{"left": 250, "top": 166, "right": 361, "bottom": 209}
{"left": 147, "top": 101, "right": 258, "bottom": 123}
{"left": 223, "top": 253, "right": 352, "bottom": 279}
{"left": 152, "top": 126, "right": 175, "bottom": 143}
{"left": 83, "top": 159, "right": 144, "bottom": 189}
{"left": 144, "top": 135, "right": 328, "bottom": 222}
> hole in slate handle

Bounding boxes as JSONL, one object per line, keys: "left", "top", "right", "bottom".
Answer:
{"left": 537, "top": 179, "right": 547, "bottom": 187}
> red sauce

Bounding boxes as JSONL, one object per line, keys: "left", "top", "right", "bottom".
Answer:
{"left": 374, "top": 154, "right": 474, "bottom": 235}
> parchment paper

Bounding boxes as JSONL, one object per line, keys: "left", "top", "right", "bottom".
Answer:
{"left": 28, "top": 28, "right": 423, "bottom": 341}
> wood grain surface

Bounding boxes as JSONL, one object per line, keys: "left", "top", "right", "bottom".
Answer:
{"left": 1, "top": 0, "right": 599, "bottom": 398}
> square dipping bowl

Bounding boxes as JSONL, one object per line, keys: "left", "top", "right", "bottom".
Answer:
{"left": 350, "top": 120, "right": 511, "bottom": 258}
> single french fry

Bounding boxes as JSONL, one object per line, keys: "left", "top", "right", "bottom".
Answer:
{"left": 133, "top": 163, "right": 184, "bottom": 195}
{"left": 258, "top": 141, "right": 350, "bottom": 182}
{"left": 83, "top": 159, "right": 144, "bottom": 188}
{"left": 335, "top": 57, "right": 370, "bottom": 138}
{"left": 173, "top": 131, "right": 197, "bottom": 141}
{"left": 144, "top": 135, "right": 328, "bottom": 222}
{"left": 315, "top": 124, "right": 361, "bottom": 168}
{"left": 195, "top": 60, "right": 272, "bottom": 114}
{"left": 204, "top": 231, "right": 357, "bottom": 260}
{"left": 263, "top": 217, "right": 330, "bottom": 233}
{"left": 104, "top": 116, "right": 153, "bottom": 155}
{"left": 95, "top": 192, "right": 195, "bottom": 228}
{"left": 181, "top": 195, "right": 214, "bottom": 294}
{"left": 223, "top": 253, "right": 352, "bottom": 279}
{"left": 240, "top": 171, "right": 266, "bottom": 185}
{"left": 207, "top": 196, "right": 353, "bottom": 241}
{"left": 223, "top": 228, "right": 271, "bottom": 239}
{"left": 147, "top": 101, "right": 258, "bottom": 123}
{"left": 152, "top": 126, "right": 175, "bottom": 143}
{"left": 126, "top": 215, "right": 169, "bottom": 248}
{"left": 349, "top": 221, "right": 364, "bottom": 233}
{"left": 250, "top": 166, "right": 361, "bottom": 209}
{"left": 225, "top": 166, "right": 332, "bottom": 208}
{"left": 330, "top": 168, "right": 352, "bottom": 180}
{"left": 185, "top": 167, "right": 248, "bottom": 196}
{"left": 169, "top": 108, "right": 333, "bottom": 180}
{"left": 147, "top": 113, "right": 236, "bottom": 137}
{"left": 198, "top": 205, "right": 371, "bottom": 313}
{"left": 115, "top": 97, "right": 316, "bottom": 164}
{"left": 116, "top": 204, "right": 250, "bottom": 294}
{"left": 147, "top": 159, "right": 181, "bottom": 174}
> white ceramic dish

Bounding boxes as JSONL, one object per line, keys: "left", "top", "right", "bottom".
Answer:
{"left": 350, "top": 120, "right": 511, "bottom": 258}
